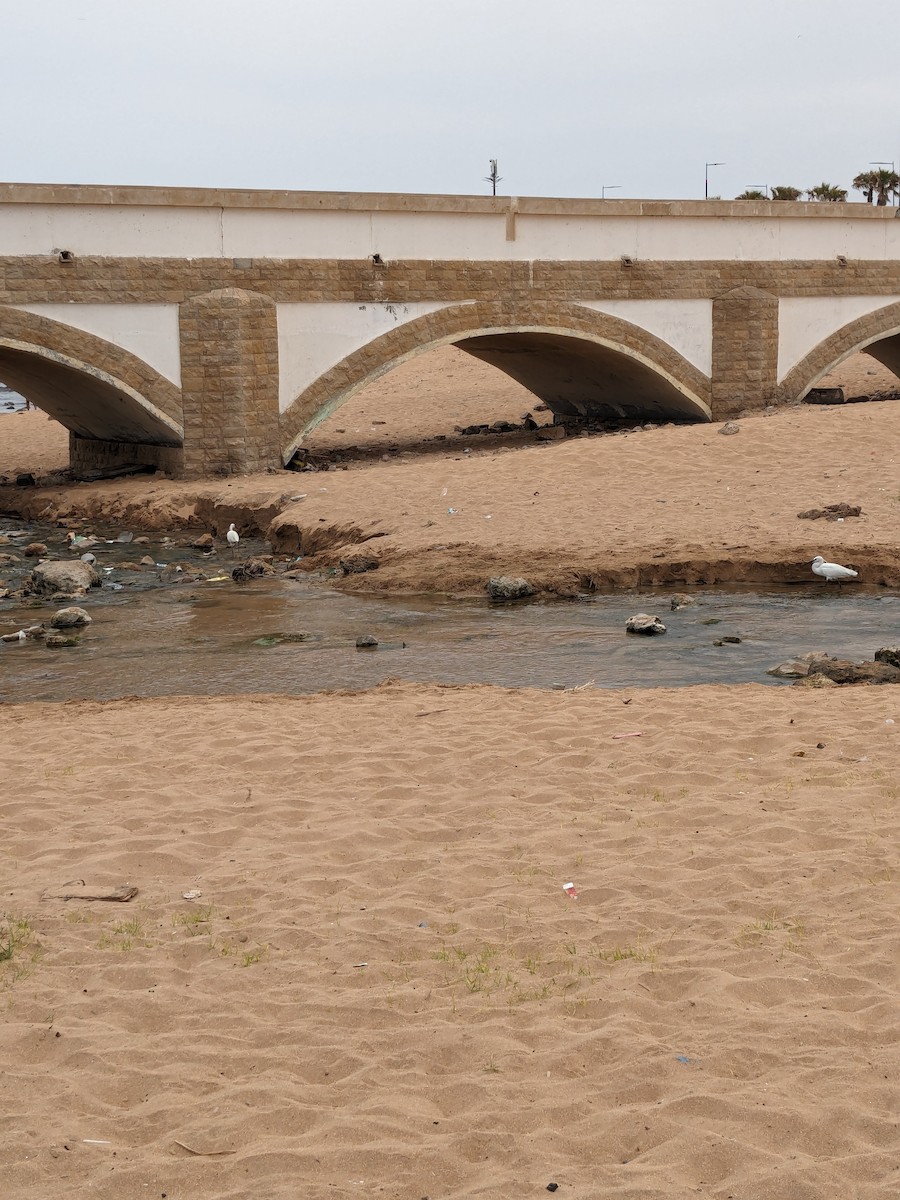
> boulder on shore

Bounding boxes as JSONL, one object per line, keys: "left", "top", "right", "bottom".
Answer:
{"left": 340, "top": 555, "right": 379, "bottom": 575}
{"left": 487, "top": 576, "right": 535, "bottom": 602}
{"left": 772, "top": 651, "right": 900, "bottom": 686}
{"left": 25, "top": 560, "right": 100, "bottom": 596}
{"left": 874, "top": 646, "right": 900, "bottom": 669}
{"left": 797, "top": 502, "right": 862, "bottom": 521}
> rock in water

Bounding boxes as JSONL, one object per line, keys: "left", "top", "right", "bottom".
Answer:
{"left": 46, "top": 633, "right": 80, "bottom": 648}
{"left": 626, "top": 613, "right": 667, "bottom": 636}
{"left": 50, "top": 606, "right": 92, "bottom": 629}
{"left": 13, "top": 624, "right": 45, "bottom": 641}
{"left": 670, "top": 593, "right": 696, "bottom": 611}
{"left": 23, "top": 542, "right": 48, "bottom": 557}
{"left": 191, "top": 533, "right": 215, "bottom": 550}
{"left": 160, "top": 562, "right": 207, "bottom": 585}
{"left": 231, "top": 557, "right": 274, "bottom": 583}
{"left": 25, "top": 560, "right": 100, "bottom": 596}
{"left": 486, "top": 576, "right": 535, "bottom": 602}
{"left": 355, "top": 635, "right": 378, "bottom": 649}
{"left": 768, "top": 658, "right": 814, "bottom": 679}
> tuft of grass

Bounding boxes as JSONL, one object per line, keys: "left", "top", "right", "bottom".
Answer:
{"left": 64, "top": 909, "right": 92, "bottom": 925}
{"left": 1, "top": 915, "right": 40, "bottom": 986}
{"left": 172, "top": 904, "right": 215, "bottom": 935}
{"left": 241, "top": 944, "right": 268, "bottom": 967}
{"left": 596, "top": 942, "right": 658, "bottom": 965}
{"left": 736, "top": 911, "right": 806, "bottom": 953}
{"left": 99, "top": 917, "right": 148, "bottom": 952}
{"left": 114, "top": 918, "right": 144, "bottom": 938}
{"left": 0, "top": 915, "right": 32, "bottom": 962}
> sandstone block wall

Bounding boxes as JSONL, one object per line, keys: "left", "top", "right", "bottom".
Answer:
{"left": 711, "top": 288, "right": 779, "bottom": 418}
{"left": 3, "top": 252, "right": 900, "bottom": 475}
{"left": 3, "top": 256, "right": 900, "bottom": 309}
{"left": 178, "top": 288, "right": 281, "bottom": 478}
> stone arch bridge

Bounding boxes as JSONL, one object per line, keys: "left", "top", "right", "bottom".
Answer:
{"left": 1, "top": 184, "right": 899, "bottom": 477}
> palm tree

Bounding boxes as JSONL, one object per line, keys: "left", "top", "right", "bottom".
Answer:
{"left": 853, "top": 168, "right": 899, "bottom": 205}
{"left": 735, "top": 189, "right": 767, "bottom": 200}
{"left": 852, "top": 170, "right": 878, "bottom": 203}
{"left": 873, "top": 168, "right": 899, "bottom": 205}
{"left": 806, "top": 183, "right": 848, "bottom": 202}
{"left": 770, "top": 186, "right": 802, "bottom": 200}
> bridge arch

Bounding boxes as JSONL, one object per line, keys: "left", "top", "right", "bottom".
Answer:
{"left": 780, "top": 300, "right": 900, "bottom": 401}
{"left": 280, "top": 301, "right": 712, "bottom": 459}
{"left": 0, "top": 306, "right": 183, "bottom": 446}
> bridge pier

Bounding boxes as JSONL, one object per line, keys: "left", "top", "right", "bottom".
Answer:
{"left": 69, "top": 432, "right": 184, "bottom": 477}
{"left": 178, "top": 288, "right": 281, "bottom": 478}
{"left": 711, "top": 287, "right": 779, "bottom": 420}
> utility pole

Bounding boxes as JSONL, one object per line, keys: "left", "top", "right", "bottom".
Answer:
{"left": 485, "top": 159, "right": 501, "bottom": 196}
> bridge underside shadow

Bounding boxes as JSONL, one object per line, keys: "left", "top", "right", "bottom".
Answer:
{"left": 0, "top": 346, "right": 182, "bottom": 445}
{"left": 861, "top": 335, "right": 900, "bottom": 378}
{"left": 454, "top": 332, "right": 709, "bottom": 423}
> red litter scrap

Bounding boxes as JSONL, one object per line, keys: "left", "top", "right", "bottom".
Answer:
{"left": 563, "top": 881, "right": 578, "bottom": 900}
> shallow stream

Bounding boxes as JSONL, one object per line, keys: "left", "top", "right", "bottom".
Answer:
{"left": 1, "top": 522, "right": 897, "bottom": 701}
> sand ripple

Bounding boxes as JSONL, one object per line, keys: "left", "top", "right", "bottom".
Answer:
{"left": 2, "top": 682, "right": 899, "bottom": 1197}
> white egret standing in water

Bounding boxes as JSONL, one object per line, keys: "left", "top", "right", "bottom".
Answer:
{"left": 226, "top": 523, "right": 240, "bottom": 557}
{"left": 811, "top": 555, "right": 858, "bottom": 584}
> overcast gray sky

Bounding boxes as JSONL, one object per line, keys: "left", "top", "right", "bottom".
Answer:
{"left": 5, "top": 0, "right": 899, "bottom": 201}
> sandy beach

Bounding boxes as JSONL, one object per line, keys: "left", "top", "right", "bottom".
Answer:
{"left": 2, "top": 348, "right": 900, "bottom": 1198}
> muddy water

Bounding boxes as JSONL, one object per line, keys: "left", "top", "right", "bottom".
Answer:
{"left": 1, "top": 522, "right": 897, "bottom": 701}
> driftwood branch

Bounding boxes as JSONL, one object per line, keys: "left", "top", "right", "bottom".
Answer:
{"left": 40, "top": 883, "right": 138, "bottom": 903}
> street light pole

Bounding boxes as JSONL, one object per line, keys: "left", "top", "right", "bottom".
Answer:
{"left": 705, "top": 161, "right": 724, "bottom": 199}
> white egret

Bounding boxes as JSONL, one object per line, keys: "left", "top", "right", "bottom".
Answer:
{"left": 226, "top": 523, "right": 240, "bottom": 557}
{"left": 811, "top": 555, "right": 858, "bottom": 584}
